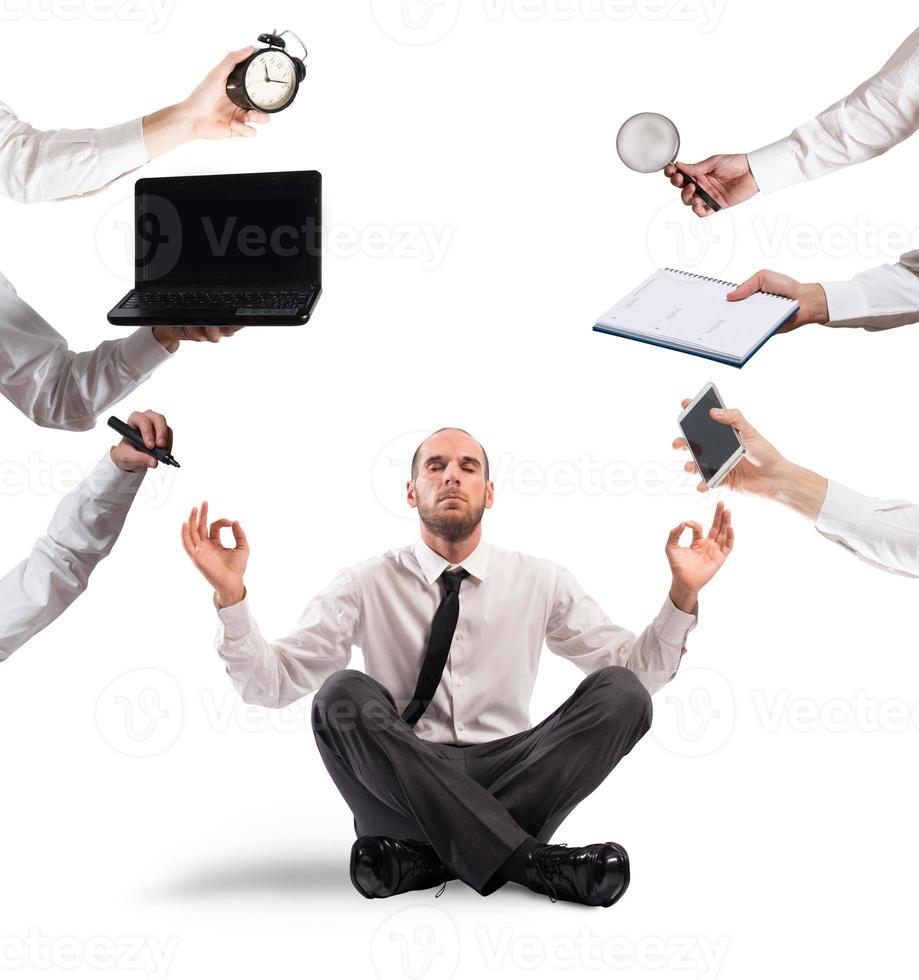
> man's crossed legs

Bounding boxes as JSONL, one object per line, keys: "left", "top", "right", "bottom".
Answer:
{"left": 311, "top": 664, "right": 651, "bottom": 906}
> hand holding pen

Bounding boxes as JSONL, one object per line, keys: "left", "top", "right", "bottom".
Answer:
{"left": 108, "top": 412, "right": 180, "bottom": 470}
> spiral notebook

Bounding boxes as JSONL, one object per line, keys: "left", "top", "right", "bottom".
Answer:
{"left": 592, "top": 267, "right": 799, "bottom": 367}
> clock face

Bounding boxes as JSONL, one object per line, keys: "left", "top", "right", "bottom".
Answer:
{"left": 244, "top": 51, "right": 297, "bottom": 110}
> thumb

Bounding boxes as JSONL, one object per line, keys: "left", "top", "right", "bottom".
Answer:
{"left": 666, "top": 522, "right": 687, "bottom": 550}
{"left": 675, "top": 157, "right": 715, "bottom": 178}
{"left": 726, "top": 270, "right": 765, "bottom": 302}
{"left": 221, "top": 45, "right": 254, "bottom": 72}
{"left": 710, "top": 406, "right": 758, "bottom": 441}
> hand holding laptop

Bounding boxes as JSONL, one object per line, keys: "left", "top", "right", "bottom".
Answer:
{"left": 153, "top": 326, "right": 243, "bottom": 352}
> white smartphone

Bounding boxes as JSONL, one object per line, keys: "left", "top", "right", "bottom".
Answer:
{"left": 677, "top": 382, "right": 745, "bottom": 488}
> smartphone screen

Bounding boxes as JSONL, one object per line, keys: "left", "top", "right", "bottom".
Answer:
{"left": 680, "top": 387, "right": 742, "bottom": 484}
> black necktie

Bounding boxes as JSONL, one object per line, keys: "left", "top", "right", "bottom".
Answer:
{"left": 401, "top": 568, "right": 470, "bottom": 727}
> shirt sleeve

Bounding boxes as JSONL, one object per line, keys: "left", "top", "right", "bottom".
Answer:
{"left": 815, "top": 479, "right": 919, "bottom": 578}
{"left": 0, "top": 271, "right": 173, "bottom": 430}
{"left": 0, "top": 100, "right": 148, "bottom": 203}
{"left": 746, "top": 27, "right": 919, "bottom": 193}
{"left": 214, "top": 567, "right": 362, "bottom": 708}
{"left": 544, "top": 564, "right": 698, "bottom": 696}
{"left": 819, "top": 250, "right": 919, "bottom": 330}
{"left": 0, "top": 451, "right": 145, "bottom": 662}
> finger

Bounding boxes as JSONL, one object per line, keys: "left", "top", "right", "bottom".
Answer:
{"left": 666, "top": 522, "right": 687, "bottom": 550}
{"left": 198, "top": 501, "right": 209, "bottom": 542}
{"left": 680, "top": 181, "right": 696, "bottom": 206}
{"left": 680, "top": 398, "right": 692, "bottom": 409}
{"left": 230, "top": 120, "right": 257, "bottom": 138}
{"left": 232, "top": 520, "right": 248, "bottom": 550}
{"left": 188, "top": 506, "right": 200, "bottom": 548}
{"left": 685, "top": 521, "right": 704, "bottom": 545}
{"left": 684, "top": 461, "right": 698, "bottom": 473}
{"left": 691, "top": 199, "right": 714, "bottom": 218}
{"left": 709, "top": 406, "right": 759, "bottom": 442}
{"left": 221, "top": 45, "right": 255, "bottom": 73}
{"left": 726, "top": 271, "right": 765, "bottom": 302}
{"left": 672, "top": 437, "right": 688, "bottom": 450}
{"left": 128, "top": 410, "right": 156, "bottom": 449}
{"left": 145, "top": 410, "right": 169, "bottom": 447}
{"left": 164, "top": 425, "right": 174, "bottom": 453}
{"left": 708, "top": 501, "right": 725, "bottom": 539}
{"left": 208, "top": 518, "right": 233, "bottom": 541}
{"left": 204, "top": 326, "right": 222, "bottom": 343}
{"left": 697, "top": 479, "right": 708, "bottom": 493}
{"left": 717, "top": 509, "right": 732, "bottom": 548}
{"left": 243, "top": 110, "right": 271, "bottom": 125}
{"left": 725, "top": 522, "right": 735, "bottom": 554}
{"left": 180, "top": 521, "right": 196, "bottom": 559}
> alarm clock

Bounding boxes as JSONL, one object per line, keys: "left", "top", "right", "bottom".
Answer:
{"left": 226, "top": 30, "right": 307, "bottom": 114}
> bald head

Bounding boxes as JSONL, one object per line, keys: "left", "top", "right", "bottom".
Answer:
{"left": 410, "top": 428, "right": 490, "bottom": 482}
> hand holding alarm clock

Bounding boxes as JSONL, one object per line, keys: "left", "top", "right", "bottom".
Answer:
{"left": 226, "top": 29, "right": 308, "bottom": 114}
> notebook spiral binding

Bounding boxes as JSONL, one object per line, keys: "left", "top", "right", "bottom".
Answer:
{"left": 664, "top": 267, "right": 795, "bottom": 302}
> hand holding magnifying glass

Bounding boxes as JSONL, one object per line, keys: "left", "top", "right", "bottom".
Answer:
{"left": 617, "top": 112, "right": 722, "bottom": 212}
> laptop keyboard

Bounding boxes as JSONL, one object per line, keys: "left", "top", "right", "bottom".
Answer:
{"left": 122, "top": 289, "right": 314, "bottom": 313}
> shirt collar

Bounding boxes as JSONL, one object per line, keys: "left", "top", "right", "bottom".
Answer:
{"left": 413, "top": 537, "right": 490, "bottom": 585}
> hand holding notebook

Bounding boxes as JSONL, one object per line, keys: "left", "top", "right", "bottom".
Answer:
{"left": 593, "top": 268, "right": 799, "bottom": 367}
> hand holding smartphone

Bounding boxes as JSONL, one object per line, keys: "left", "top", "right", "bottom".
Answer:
{"left": 678, "top": 383, "right": 744, "bottom": 488}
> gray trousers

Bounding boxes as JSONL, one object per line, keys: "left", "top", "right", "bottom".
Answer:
{"left": 310, "top": 664, "right": 652, "bottom": 895}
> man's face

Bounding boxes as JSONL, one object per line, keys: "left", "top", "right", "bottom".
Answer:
{"left": 407, "top": 429, "right": 494, "bottom": 542}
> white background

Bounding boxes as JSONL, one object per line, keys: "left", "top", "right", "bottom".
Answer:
{"left": 1, "top": 2, "right": 917, "bottom": 978}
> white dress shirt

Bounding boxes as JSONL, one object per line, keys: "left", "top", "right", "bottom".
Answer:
{"left": 815, "top": 479, "right": 919, "bottom": 578}
{"left": 0, "top": 101, "right": 172, "bottom": 430}
{"left": 0, "top": 452, "right": 145, "bottom": 662}
{"left": 214, "top": 538, "right": 699, "bottom": 745}
{"left": 746, "top": 27, "right": 919, "bottom": 330}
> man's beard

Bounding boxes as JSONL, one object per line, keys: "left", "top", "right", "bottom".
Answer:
{"left": 417, "top": 494, "right": 486, "bottom": 543}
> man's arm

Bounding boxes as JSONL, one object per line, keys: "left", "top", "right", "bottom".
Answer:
{"left": 544, "top": 505, "right": 733, "bottom": 696}
{"left": 723, "top": 258, "right": 919, "bottom": 333}
{"left": 0, "top": 409, "right": 168, "bottom": 662}
{"left": 0, "top": 47, "right": 268, "bottom": 204}
{"left": 673, "top": 403, "right": 919, "bottom": 578}
{"left": 0, "top": 272, "right": 174, "bottom": 430}
{"left": 180, "top": 502, "right": 360, "bottom": 707}
{"left": 665, "top": 27, "right": 919, "bottom": 215}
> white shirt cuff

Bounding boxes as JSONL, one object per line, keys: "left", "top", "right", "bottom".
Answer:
{"left": 120, "top": 327, "right": 174, "bottom": 379}
{"left": 815, "top": 480, "right": 878, "bottom": 538}
{"left": 747, "top": 138, "right": 807, "bottom": 195}
{"left": 93, "top": 116, "right": 148, "bottom": 182}
{"left": 87, "top": 449, "right": 147, "bottom": 501}
{"left": 215, "top": 591, "right": 254, "bottom": 640}
{"left": 655, "top": 594, "right": 698, "bottom": 644}
{"left": 820, "top": 279, "right": 872, "bottom": 326}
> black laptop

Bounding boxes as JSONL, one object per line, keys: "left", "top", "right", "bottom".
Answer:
{"left": 108, "top": 170, "right": 321, "bottom": 326}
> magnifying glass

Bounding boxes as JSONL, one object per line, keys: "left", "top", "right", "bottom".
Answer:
{"left": 616, "top": 111, "right": 721, "bottom": 212}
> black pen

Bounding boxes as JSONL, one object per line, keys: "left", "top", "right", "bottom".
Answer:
{"left": 107, "top": 416, "right": 181, "bottom": 467}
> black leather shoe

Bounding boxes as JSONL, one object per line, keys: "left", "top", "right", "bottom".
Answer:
{"left": 524, "top": 840, "right": 630, "bottom": 907}
{"left": 350, "top": 836, "right": 452, "bottom": 899}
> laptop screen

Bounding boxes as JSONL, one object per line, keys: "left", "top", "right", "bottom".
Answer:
{"left": 134, "top": 171, "right": 321, "bottom": 289}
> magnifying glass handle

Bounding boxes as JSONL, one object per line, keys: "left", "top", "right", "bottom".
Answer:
{"left": 674, "top": 166, "right": 722, "bottom": 212}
